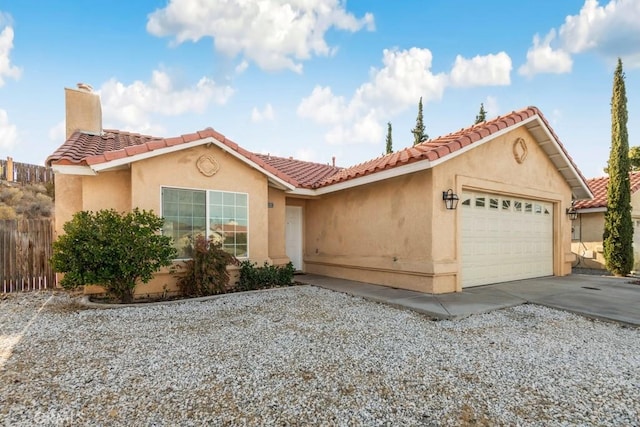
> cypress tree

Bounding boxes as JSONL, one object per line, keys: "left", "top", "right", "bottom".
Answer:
{"left": 603, "top": 58, "right": 634, "bottom": 276}
{"left": 411, "top": 97, "right": 428, "bottom": 145}
{"left": 385, "top": 122, "right": 393, "bottom": 154}
{"left": 475, "top": 103, "right": 487, "bottom": 124}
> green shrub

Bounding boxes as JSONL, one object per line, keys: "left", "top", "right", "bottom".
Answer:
{"left": 176, "top": 234, "right": 238, "bottom": 297}
{"left": 237, "top": 261, "right": 295, "bottom": 292}
{"left": 50, "top": 208, "right": 177, "bottom": 303}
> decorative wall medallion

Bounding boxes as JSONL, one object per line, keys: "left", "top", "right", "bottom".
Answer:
{"left": 513, "top": 138, "right": 528, "bottom": 164}
{"left": 196, "top": 155, "right": 220, "bottom": 177}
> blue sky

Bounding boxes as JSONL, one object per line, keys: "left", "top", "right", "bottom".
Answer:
{"left": 0, "top": 0, "right": 639, "bottom": 179}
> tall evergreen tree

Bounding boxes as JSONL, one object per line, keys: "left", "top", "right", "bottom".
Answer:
{"left": 385, "top": 122, "right": 393, "bottom": 154}
{"left": 629, "top": 146, "right": 640, "bottom": 171}
{"left": 411, "top": 97, "right": 428, "bottom": 145}
{"left": 604, "top": 58, "right": 634, "bottom": 276}
{"left": 475, "top": 103, "right": 487, "bottom": 124}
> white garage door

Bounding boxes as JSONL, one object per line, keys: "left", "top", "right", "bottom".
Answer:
{"left": 461, "top": 192, "right": 553, "bottom": 287}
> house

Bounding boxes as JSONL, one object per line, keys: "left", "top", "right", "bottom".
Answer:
{"left": 47, "top": 84, "right": 592, "bottom": 296}
{"left": 571, "top": 172, "right": 640, "bottom": 271}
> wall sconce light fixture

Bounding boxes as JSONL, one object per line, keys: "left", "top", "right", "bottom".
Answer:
{"left": 442, "top": 189, "right": 459, "bottom": 210}
{"left": 566, "top": 206, "right": 578, "bottom": 221}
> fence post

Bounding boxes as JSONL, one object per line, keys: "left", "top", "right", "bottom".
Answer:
{"left": 6, "top": 157, "right": 14, "bottom": 182}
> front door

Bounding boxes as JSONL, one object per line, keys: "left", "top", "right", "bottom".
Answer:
{"left": 285, "top": 206, "right": 303, "bottom": 271}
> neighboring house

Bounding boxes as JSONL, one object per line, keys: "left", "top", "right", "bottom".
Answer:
{"left": 47, "top": 84, "right": 592, "bottom": 296}
{"left": 571, "top": 172, "right": 640, "bottom": 271}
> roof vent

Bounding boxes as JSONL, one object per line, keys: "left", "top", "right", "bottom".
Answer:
{"left": 77, "top": 82, "right": 93, "bottom": 92}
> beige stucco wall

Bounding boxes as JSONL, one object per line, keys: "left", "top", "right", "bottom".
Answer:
{"left": 268, "top": 187, "right": 289, "bottom": 266}
{"left": 571, "top": 212, "right": 606, "bottom": 269}
{"left": 130, "top": 145, "right": 272, "bottom": 294}
{"left": 65, "top": 87, "right": 101, "bottom": 139}
{"left": 303, "top": 170, "right": 436, "bottom": 292}
{"left": 435, "top": 126, "right": 574, "bottom": 292}
{"left": 82, "top": 170, "right": 131, "bottom": 213}
{"left": 56, "top": 144, "right": 277, "bottom": 297}
{"left": 302, "top": 126, "right": 574, "bottom": 293}
{"left": 53, "top": 174, "right": 83, "bottom": 239}
{"left": 571, "top": 191, "right": 640, "bottom": 271}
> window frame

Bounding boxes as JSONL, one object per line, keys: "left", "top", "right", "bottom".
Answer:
{"left": 160, "top": 186, "right": 250, "bottom": 260}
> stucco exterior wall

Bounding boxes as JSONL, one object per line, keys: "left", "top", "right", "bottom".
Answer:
{"left": 571, "top": 212, "right": 606, "bottom": 269}
{"left": 268, "top": 187, "right": 289, "bottom": 266}
{"left": 82, "top": 170, "right": 131, "bottom": 213}
{"left": 53, "top": 174, "right": 83, "bottom": 238}
{"left": 65, "top": 87, "right": 101, "bottom": 138}
{"left": 127, "top": 145, "right": 271, "bottom": 294}
{"left": 431, "top": 126, "right": 574, "bottom": 292}
{"left": 303, "top": 170, "right": 436, "bottom": 292}
{"left": 571, "top": 191, "right": 640, "bottom": 271}
{"left": 302, "top": 126, "right": 574, "bottom": 294}
{"left": 58, "top": 144, "right": 274, "bottom": 297}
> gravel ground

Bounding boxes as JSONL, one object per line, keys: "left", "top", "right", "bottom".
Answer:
{"left": 0, "top": 286, "right": 639, "bottom": 427}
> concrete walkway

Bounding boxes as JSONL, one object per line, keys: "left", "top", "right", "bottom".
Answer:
{"left": 296, "top": 273, "right": 640, "bottom": 326}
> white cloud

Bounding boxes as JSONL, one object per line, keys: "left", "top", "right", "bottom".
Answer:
{"left": 297, "top": 86, "right": 348, "bottom": 125}
{"left": 298, "top": 48, "right": 448, "bottom": 145}
{"left": 0, "top": 109, "right": 18, "bottom": 149}
{"left": 98, "top": 70, "right": 234, "bottom": 133}
{"left": 48, "top": 120, "right": 65, "bottom": 143}
{"left": 251, "top": 103, "right": 275, "bottom": 122}
{"left": 560, "top": 0, "right": 639, "bottom": 54}
{"left": 295, "top": 147, "right": 317, "bottom": 162}
{"left": 298, "top": 48, "right": 517, "bottom": 147}
{"left": 518, "top": 31, "right": 573, "bottom": 77}
{"left": 520, "top": 0, "right": 640, "bottom": 75}
{"left": 484, "top": 96, "right": 499, "bottom": 119}
{"left": 146, "top": 0, "right": 375, "bottom": 73}
{"left": 324, "top": 111, "right": 383, "bottom": 146}
{"left": 450, "top": 52, "right": 512, "bottom": 87}
{"left": 235, "top": 60, "right": 249, "bottom": 74}
{"left": 0, "top": 16, "right": 21, "bottom": 87}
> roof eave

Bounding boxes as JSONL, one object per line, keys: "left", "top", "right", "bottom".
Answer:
{"left": 523, "top": 115, "right": 593, "bottom": 201}
{"left": 288, "top": 158, "right": 435, "bottom": 196}
{"left": 63, "top": 136, "right": 296, "bottom": 191}
{"left": 575, "top": 207, "right": 606, "bottom": 213}
{"left": 51, "top": 164, "right": 97, "bottom": 176}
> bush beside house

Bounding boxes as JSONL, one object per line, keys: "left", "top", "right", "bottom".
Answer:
{"left": 50, "top": 208, "right": 177, "bottom": 303}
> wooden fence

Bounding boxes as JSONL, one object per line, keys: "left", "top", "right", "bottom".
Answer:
{"left": 0, "top": 219, "right": 57, "bottom": 292}
{"left": 0, "top": 157, "right": 54, "bottom": 184}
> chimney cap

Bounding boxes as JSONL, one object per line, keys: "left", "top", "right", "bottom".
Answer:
{"left": 77, "top": 82, "right": 93, "bottom": 92}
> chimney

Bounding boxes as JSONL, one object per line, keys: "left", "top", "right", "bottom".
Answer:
{"left": 65, "top": 82, "right": 102, "bottom": 139}
{"left": 332, "top": 156, "right": 336, "bottom": 167}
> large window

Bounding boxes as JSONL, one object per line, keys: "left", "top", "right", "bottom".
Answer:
{"left": 161, "top": 187, "right": 248, "bottom": 259}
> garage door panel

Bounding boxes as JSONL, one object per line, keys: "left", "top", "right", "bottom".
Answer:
{"left": 461, "top": 192, "right": 553, "bottom": 288}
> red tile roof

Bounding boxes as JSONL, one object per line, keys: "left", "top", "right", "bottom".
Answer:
{"left": 47, "top": 130, "right": 163, "bottom": 166}
{"left": 574, "top": 172, "right": 640, "bottom": 209}
{"left": 315, "top": 106, "right": 585, "bottom": 188}
{"left": 47, "top": 106, "right": 585, "bottom": 192}
{"left": 254, "top": 154, "right": 342, "bottom": 188}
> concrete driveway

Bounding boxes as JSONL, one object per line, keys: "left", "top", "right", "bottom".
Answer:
{"left": 297, "top": 274, "right": 640, "bottom": 326}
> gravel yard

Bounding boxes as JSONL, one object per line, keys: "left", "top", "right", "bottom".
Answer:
{"left": 1, "top": 286, "right": 638, "bottom": 426}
